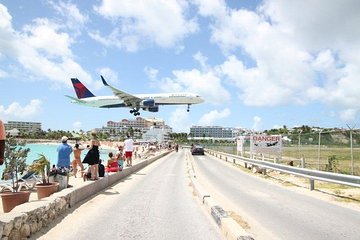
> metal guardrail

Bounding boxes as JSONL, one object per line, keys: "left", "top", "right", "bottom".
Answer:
{"left": 206, "top": 149, "right": 360, "bottom": 190}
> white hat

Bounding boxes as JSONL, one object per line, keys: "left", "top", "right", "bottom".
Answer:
{"left": 61, "top": 136, "right": 68, "bottom": 142}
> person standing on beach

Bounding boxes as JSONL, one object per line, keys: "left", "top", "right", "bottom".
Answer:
{"left": 72, "top": 143, "right": 85, "bottom": 178}
{"left": 0, "top": 119, "right": 5, "bottom": 165}
{"left": 57, "top": 136, "right": 73, "bottom": 186}
{"left": 82, "top": 131, "right": 100, "bottom": 180}
{"left": 124, "top": 134, "right": 134, "bottom": 167}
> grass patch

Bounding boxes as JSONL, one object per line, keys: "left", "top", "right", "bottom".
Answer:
{"left": 281, "top": 181, "right": 297, "bottom": 187}
{"left": 228, "top": 211, "right": 250, "bottom": 230}
{"left": 315, "top": 181, "right": 352, "bottom": 190}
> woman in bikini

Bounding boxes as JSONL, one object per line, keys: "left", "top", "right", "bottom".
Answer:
{"left": 72, "top": 143, "right": 85, "bottom": 178}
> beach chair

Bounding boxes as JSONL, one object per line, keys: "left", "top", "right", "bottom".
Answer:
{"left": 17, "top": 171, "right": 42, "bottom": 190}
{"left": 0, "top": 180, "right": 29, "bottom": 192}
{"left": 0, "top": 180, "right": 15, "bottom": 192}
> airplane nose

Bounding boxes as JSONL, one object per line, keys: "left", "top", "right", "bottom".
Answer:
{"left": 197, "top": 96, "right": 205, "bottom": 103}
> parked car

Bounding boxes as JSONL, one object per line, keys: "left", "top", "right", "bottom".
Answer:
{"left": 191, "top": 145, "right": 205, "bottom": 155}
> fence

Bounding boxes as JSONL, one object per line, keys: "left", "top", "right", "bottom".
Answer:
{"left": 206, "top": 149, "right": 360, "bottom": 190}
{"left": 204, "top": 129, "right": 360, "bottom": 176}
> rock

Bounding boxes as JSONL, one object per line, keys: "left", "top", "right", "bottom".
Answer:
{"left": 20, "top": 224, "right": 30, "bottom": 238}
{"left": 30, "top": 221, "right": 38, "bottom": 234}
{"left": 8, "top": 229, "right": 20, "bottom": 240}
{"left": 13, "top": 216, "right": 22, "bottom": 230}
{"left": 3, "top": 221, "right": 13, "bottom": 236}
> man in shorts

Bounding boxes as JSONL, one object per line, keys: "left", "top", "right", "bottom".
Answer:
{"left": 124, "top": 134, "right": 134, "bottom": 167}
{"left": 57, "top": 136, "right": 73, "bottom": 186}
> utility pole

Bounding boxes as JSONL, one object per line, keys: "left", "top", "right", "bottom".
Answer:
{"left": 298, "top": 130, "right": 302, "bottom": 160}
{"left": 317, "top": 129, "right": 322, "bottom": 170}
{"left": 346, "top": 124, "right": 356, "bottom": 175}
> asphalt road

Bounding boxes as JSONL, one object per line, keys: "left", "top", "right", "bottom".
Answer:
{"left": 192, "top": 153, "right": 360, "bottom": 240}
{"left": 32, "top": 150, "right": 223, "bottom": 240}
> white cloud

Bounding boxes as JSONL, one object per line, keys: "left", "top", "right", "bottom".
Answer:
{"left": 339, "top": 109, "right": 358, "bottom": 123}
{"left": 149, "top": 63, "right": 230, "bottom": 105}
{"left": 172, "top": 69, "right": 230, "bottom": 104}
{"left": 0, "top": 69, "right": 9, "bottom": 78}
{"left": 169, "top": 107, "right": 192, "bottom": 132}
{"left": 144, "top": 66, "right": 159, "bottom": 81}
{"left": 0, "top": 4, "right": 17, "bottom": 57}
{"left": 97, "top": 67, "right": 119, "bottom": 88}
{"left": 194, "top": 0, "right": 226, "bottom": 17}
{"left": 0, "top": 4, "right": 92, "bottom": 88}
{"left": 72, "top": 121, "right": 83, "bottom": 131}
{"left": 23, "top": 19, "right": 73, "bottom": 58}
{"left": 252, "top": 116, "right": 262, "bottom": 131}
{"left": 198, "top": 108, "right": 230, "bottom": 125}
{"left": 195, "top": 0, "right": 360, "bottom": 120}
{"left": 0, "top": 99, "right": 42, "bottom": 119}
{"left": 193, "top": 51, "right": 209, "bottom": 71}
{"left": 50, "top": 1, "right": 89, "bottom": 35}
{"left": 93, "top": 0, "right": 198, "bottom": 51}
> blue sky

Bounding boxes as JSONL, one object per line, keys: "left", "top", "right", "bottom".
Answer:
{"left": 0, "top": 0, "right": 359, "bottom": 133}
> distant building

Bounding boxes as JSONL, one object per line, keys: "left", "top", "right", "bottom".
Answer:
{"left": 4, "top": 121, "right": 42, "bottom": 133}
{"left": 189, "top": 125, "right": 246, "bottom": 141}
{"left": 96, "top": 117, "right": 172, "bottom": 139}
{"left": 6, "top": 129, "right": 20, "bottom": 137}
{"left": 142, "top": 126, "right": 171, "bottom": 143}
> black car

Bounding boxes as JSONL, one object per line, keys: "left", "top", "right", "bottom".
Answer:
{"left": 191, "top": 145, "right": 205, "bottom": 155}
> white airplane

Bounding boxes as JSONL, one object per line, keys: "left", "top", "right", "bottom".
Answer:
{"left": 66, "top": 76, "right": 204, "bottom": 116}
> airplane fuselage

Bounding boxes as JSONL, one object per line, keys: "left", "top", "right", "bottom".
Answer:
{"left": 68, "top": 76, "right": 204, "bottom": 115}
{"left": 71, "top": 93, "right": 204, "bottom": 108}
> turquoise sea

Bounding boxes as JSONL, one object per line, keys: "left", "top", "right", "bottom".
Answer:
{"left": 0, "top": 143, "right": 113, "bottom": 177}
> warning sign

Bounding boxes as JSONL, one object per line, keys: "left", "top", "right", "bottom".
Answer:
{"left": 250, "top": 135, "right": 282, "bottom": 154}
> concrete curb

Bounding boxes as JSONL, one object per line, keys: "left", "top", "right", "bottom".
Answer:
{"left": 187, "top": 152, "right": 254, "bottom": 240}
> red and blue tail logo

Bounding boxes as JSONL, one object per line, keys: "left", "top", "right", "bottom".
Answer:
{"left": 71, "top": 78, "right": 95, "bottom": 98}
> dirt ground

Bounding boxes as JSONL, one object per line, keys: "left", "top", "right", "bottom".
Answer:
{"left": 261, "top": 169, "right": 360, "bottom": 212}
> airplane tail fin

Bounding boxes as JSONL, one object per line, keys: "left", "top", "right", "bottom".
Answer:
{"left": 71, "top": 78, "right": 95, "bottom": 98}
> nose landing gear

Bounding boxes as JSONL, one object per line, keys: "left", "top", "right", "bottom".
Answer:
{"left": 187, "top": 104, "right": 191, "bottom": 112}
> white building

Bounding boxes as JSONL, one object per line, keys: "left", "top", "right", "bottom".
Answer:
{"left": 142, "top": 127, "right": 171, "bottom": 143}
{"left": 4, "top": 121, "right": 42, "bottom": 133}
{"left": 189, "top": 125, "right": 245, "bottom": 139}
{"left": 98, "top": 117, "right": 172, "bottom": 138}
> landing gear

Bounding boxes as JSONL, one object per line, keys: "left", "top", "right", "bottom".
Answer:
{"left": 130, "top": 109, "right": 140, "bottom": 116}
{"left": 187, "top": 104, "right": 191, "bottom": 112}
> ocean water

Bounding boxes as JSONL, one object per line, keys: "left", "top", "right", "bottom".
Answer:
{"left": 0, "top": 143, "right": 112, "bottom": 177}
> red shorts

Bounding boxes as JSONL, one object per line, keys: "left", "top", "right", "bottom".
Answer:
{"left": 125, "top": 151, "right": 133, "bottom": 158}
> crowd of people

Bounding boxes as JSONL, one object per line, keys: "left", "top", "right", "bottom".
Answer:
{"left": 0, "top": 123, "right": 166, "bottom": 186}
{"left": 55, "top": 132, "right": 136, "bottom": 184}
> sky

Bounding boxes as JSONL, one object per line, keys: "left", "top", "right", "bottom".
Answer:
{"left": 0, "top": 0, "right": 360, "bottom": 133}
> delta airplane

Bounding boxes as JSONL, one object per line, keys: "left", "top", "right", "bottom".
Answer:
{"left": 66, "top": 76, "right": 204, "bottom": 116}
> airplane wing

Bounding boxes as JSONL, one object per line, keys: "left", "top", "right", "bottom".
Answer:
{"left": 101, "top": 76, "right": 142, "bottom": 107}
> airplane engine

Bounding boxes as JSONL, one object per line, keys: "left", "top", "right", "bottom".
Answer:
{"left": 148, "top": 106, "right": 159, "bottom": 112}
{"left": 141, "top": 99, "right": 155, "bottom": 107}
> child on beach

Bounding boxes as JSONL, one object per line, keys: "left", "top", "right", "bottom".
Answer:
{"left": 116, "top": 146, "right": 124, "bottom": 170}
